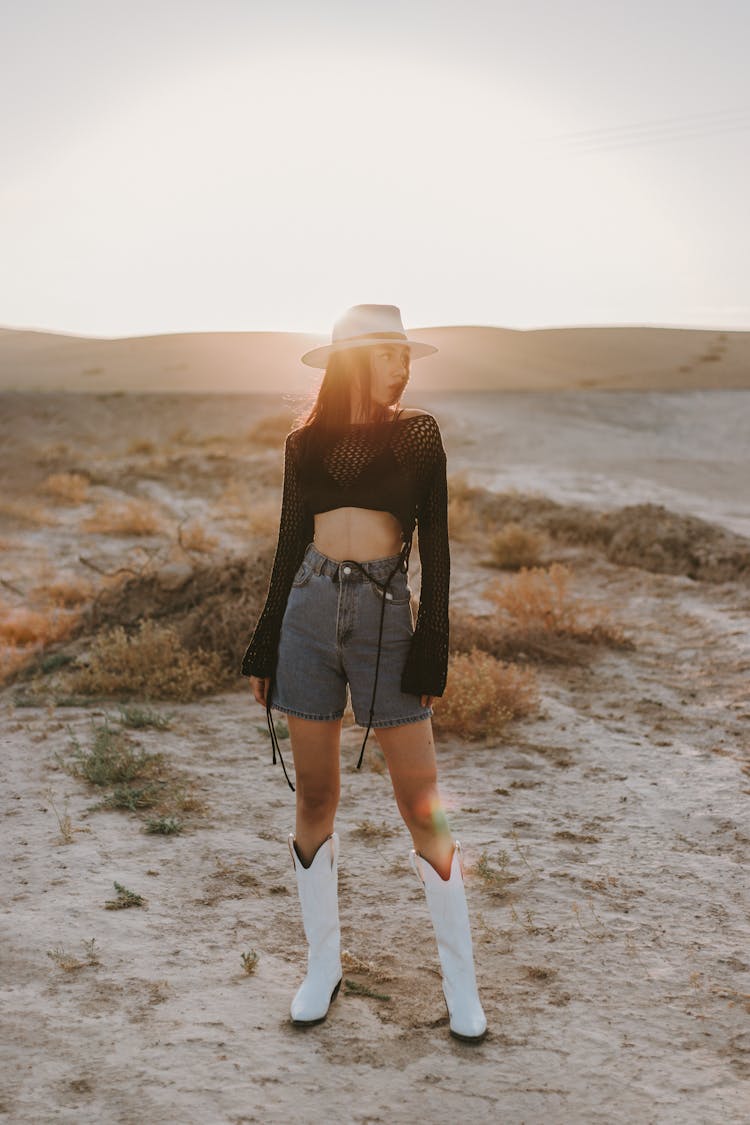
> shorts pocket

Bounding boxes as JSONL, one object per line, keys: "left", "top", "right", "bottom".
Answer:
{"left": 368, "top": 578, "right": 412, "bottom": 605}
{"left": 292, "top": 560, "right": 315, "bottom": 588}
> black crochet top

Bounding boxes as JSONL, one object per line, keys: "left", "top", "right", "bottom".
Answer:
{"left": 240, "top": 410, "right": 450, "bottom": 697}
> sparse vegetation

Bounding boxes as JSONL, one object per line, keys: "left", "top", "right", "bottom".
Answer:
{"left": 344, "top": 979, "right": 391, "bottom": 1002}
{"left": 0, "top": 499, "right": 58, "bottom": 527}
{"left": 486, "top": 562, "right": 626, "bottom": 646}
{"left": 41, "top": 472, "right": 90, "bottom": 504}
{"left": 68, "top": 619, "right": 224, "bottom": 701}
{"left": 144, "top": 816, "right": 184, "bottom": 835}
{"left": 83, "top": 498, "right": 166, "bottom": 536}
{"left": 178, "top": 521, "right": 219, "bottom": 554}
{"left": 62, "top": 717, "right": 159, "bottom": 787}
{"left": 104, "top": 881, "right": 145, "bottom": 909}
{"left": 486, "top": 522, "right": 547, "bottom": 569}
{"left": 241, "top": 950, "right": 259, "bottom": 975}
{"left": 0, "top": 605, "right": 78, "bottom": 648}
{"left": 353, "top": 820, "right": 399, "bottom": 840}
{"left": 58, "top": 714, "right": 201, "bottom": 824}
{"left": 116, "top": 704, "right": 174, "bottom": 730}
{"left": 47, "top": 938, "right": 100, "bottom": 971}
{"left": 432, "top": 649, "right": 539, "bottom": 739}
{"left": 32, "top": 576, "right": 94, "bottom": 608}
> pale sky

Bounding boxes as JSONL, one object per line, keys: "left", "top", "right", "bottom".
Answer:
{"left": 1, "top": 0, "right": 748, "bottom": 337}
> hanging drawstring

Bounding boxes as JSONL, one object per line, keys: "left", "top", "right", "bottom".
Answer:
{"left": 266, "top": 687, "right": 295, "bottom": 791}
{"left": 349, "top": 536, "right": 413, "bottom": 772}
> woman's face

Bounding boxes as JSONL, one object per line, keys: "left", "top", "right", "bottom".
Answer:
{"left": 368, "top": 344, "right": 411, "bottom": 407}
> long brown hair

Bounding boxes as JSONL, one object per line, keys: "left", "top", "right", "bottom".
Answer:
{"left": 293, "top": 345, "right": 409, "bottom": 456}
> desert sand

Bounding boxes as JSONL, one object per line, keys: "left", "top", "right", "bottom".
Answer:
{"left": 2, "top": 322, "right": 750, "bottom": 394}
{"left": 1, "top": 390, "right": 749, "bottom": 1124}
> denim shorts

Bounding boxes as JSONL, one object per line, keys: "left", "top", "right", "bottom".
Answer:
{"left": 270, "top": 541, "right": 434, "bottom": 728}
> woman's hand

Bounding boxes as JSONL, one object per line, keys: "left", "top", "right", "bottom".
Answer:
{"left": 421, "top": 695, "right": 434, "bottom": 709}
{"left": 250, "top": 675, "right": 271, "bottom": 707}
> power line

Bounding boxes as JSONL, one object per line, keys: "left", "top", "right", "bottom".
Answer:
{"left": 535, "top": 105, "right": 750, "bottom": 154}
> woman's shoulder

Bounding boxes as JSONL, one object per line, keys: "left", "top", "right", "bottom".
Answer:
{"left": 397, "top": 407, "right": 430, "bottom": 419}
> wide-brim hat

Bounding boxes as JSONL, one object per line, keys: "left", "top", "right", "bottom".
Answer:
{"left": 300, "top": 304, "right": 438, "bottom": 368}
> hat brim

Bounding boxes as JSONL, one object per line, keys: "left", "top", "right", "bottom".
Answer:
{"left": 300, "top": 338, "right": 438, "bottom": 369}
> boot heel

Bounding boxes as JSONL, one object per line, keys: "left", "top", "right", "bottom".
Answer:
{"left": 291, "top": 976, "right": 342, "bottom": 1027}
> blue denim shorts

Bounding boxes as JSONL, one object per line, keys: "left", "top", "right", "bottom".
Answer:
{"left": 270, "top": 541, "right": 433, "bottom": 728}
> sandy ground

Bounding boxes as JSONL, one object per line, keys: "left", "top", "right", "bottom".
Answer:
{"left": 1, "top": 393, "right": 749, "bottom": 1124}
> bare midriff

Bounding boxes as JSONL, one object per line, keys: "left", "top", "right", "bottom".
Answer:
{"left": 313, "top": 506, "right": 405, "bottom": 563}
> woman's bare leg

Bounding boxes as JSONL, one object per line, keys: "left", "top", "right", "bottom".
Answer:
{"left": 286, "top": 715, "right": 342, "bottom": 866}
{"left": 374, "top": 718, "right": 455, "bottom": 880}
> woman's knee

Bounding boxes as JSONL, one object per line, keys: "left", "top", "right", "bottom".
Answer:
{"left": 396, "top": 787, "right": 449, "bottom": 835}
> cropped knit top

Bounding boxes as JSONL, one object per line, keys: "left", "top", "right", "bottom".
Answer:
{"left": 240, "top": 410, "right": 450, "bottom": 698}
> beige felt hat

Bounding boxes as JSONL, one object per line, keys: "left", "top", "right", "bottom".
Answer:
{"left": 300, "top": 304, "right": 438, "bottom": 369}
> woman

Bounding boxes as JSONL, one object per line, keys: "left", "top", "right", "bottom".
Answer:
{"left": 241, "top": 304, "right": 487, "bottom": 1043}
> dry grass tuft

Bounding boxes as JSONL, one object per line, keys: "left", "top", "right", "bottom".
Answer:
{"left": 178, "top": 521, "right": 219, "bottom": 554}
{"left": 83, "top": 498, "right": 166, "bottom": 536}
{"left": 127, "top": 438, "right": 157, "bottom": 456}
{"left": 68, "top": 619, "right": 224, "bottom": 701}
{"left": 41, "top": 472, "right": 90, "bottom": 504}
{"left": 32, "top": 576, "right": 94, "bottom": 608}
{"left": 0, "top": 604, "right": 79, "bottom": 648}
{"left": 448, "top": 562, "right": 629, "bottom": 666}
{"left": 486, "top": 562, "right": 624, "bottom": 645}
{"left": 0, "top": 499, "right": 58, "bottom": 527}
{"left": 487, "top": 523, "right": 547, "bottom": 569}
{"left": 353, "top": 820, "right": 399, "bottom": 840}
{"left": 432, "top": 649, "right": 539, "bottom": 740}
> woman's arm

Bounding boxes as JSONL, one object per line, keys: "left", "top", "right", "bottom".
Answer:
{"left": 400, "top": 418, "right": 450, "bottom": 698}
{"left": 241, "top": 430, "right": 313, "bottom": 679}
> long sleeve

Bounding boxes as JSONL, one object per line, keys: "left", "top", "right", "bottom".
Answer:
{"left": 400, "top": 424, "right": 450, "bottom": 697}
{"left": 241, "top": 431, "right": 313, "bottom": 679}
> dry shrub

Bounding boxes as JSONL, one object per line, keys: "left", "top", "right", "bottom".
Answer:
{"left": 0, "top": 605, "right": 78, "bottom": 648}
{"left": 68, "top": 619, "right": 224, "bottom": 701}
{"left": 179, "top": 521, "right": 219, "bottom": 553}
{"left": 448, "top": 470, "right": 479, "bottom": 503}
{"left": 32, "top": 577, "right": 94, "bottom": 608}
{"left": 488, "top": 523, "right": 547, "bottom": 569}
{"left": 127, "top": 438, "right": 157, "bottom": 456}
{"left": 42, "top": 472, "right": 90, "bottom": 504}
{"left": 79, "top": 546, "right": 276, "bottom": 679}
{"left": 83, "top": 498, "right": 166, "bottom": 536}
{"left": 0, "top": 647, "right": 35, "bottom": 682}
{"left": 487, "top": 563, "right": 611, "bottom": 639}
{"left": 246, "top": 412, "right": 295, "bottom": 448}
{"left": 35, "top": 442, "right": 71, "bottom": 465}
{"left": 0, "top": 499, "right": 57, "bottom": 527}
{"left": 482, "top": 563, "right": 629, "bottom": 658}
{"left": 448, "top": 496, "right": 481, "bottom": 543}
{"left": 601, "top": 503, "right": 750, "bottom": 582}
{"left": 432, "top": 649, "right": 538, "bottom": 740}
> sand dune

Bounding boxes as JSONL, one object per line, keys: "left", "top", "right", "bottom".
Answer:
{"left": 1, "top": 323, "right": 749, "bottom": 394}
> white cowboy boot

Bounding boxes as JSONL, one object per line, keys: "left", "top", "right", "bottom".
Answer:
{"left": 288, "top": 830, "right": 343, "bottom": 1025}
{"left": 410, "top": 840, "right": 488, "bottom": 1042}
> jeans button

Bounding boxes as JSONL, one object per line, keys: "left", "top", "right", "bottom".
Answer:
{"left": 342, "top": 565, "right": 351, "bottom": 575}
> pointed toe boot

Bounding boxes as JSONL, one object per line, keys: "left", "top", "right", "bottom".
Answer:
{"left": 288, "top": 830, "right": 343, "bottom": 1025}
{"left": 410, "top": 841, "right": 488, "bottom": 1042}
